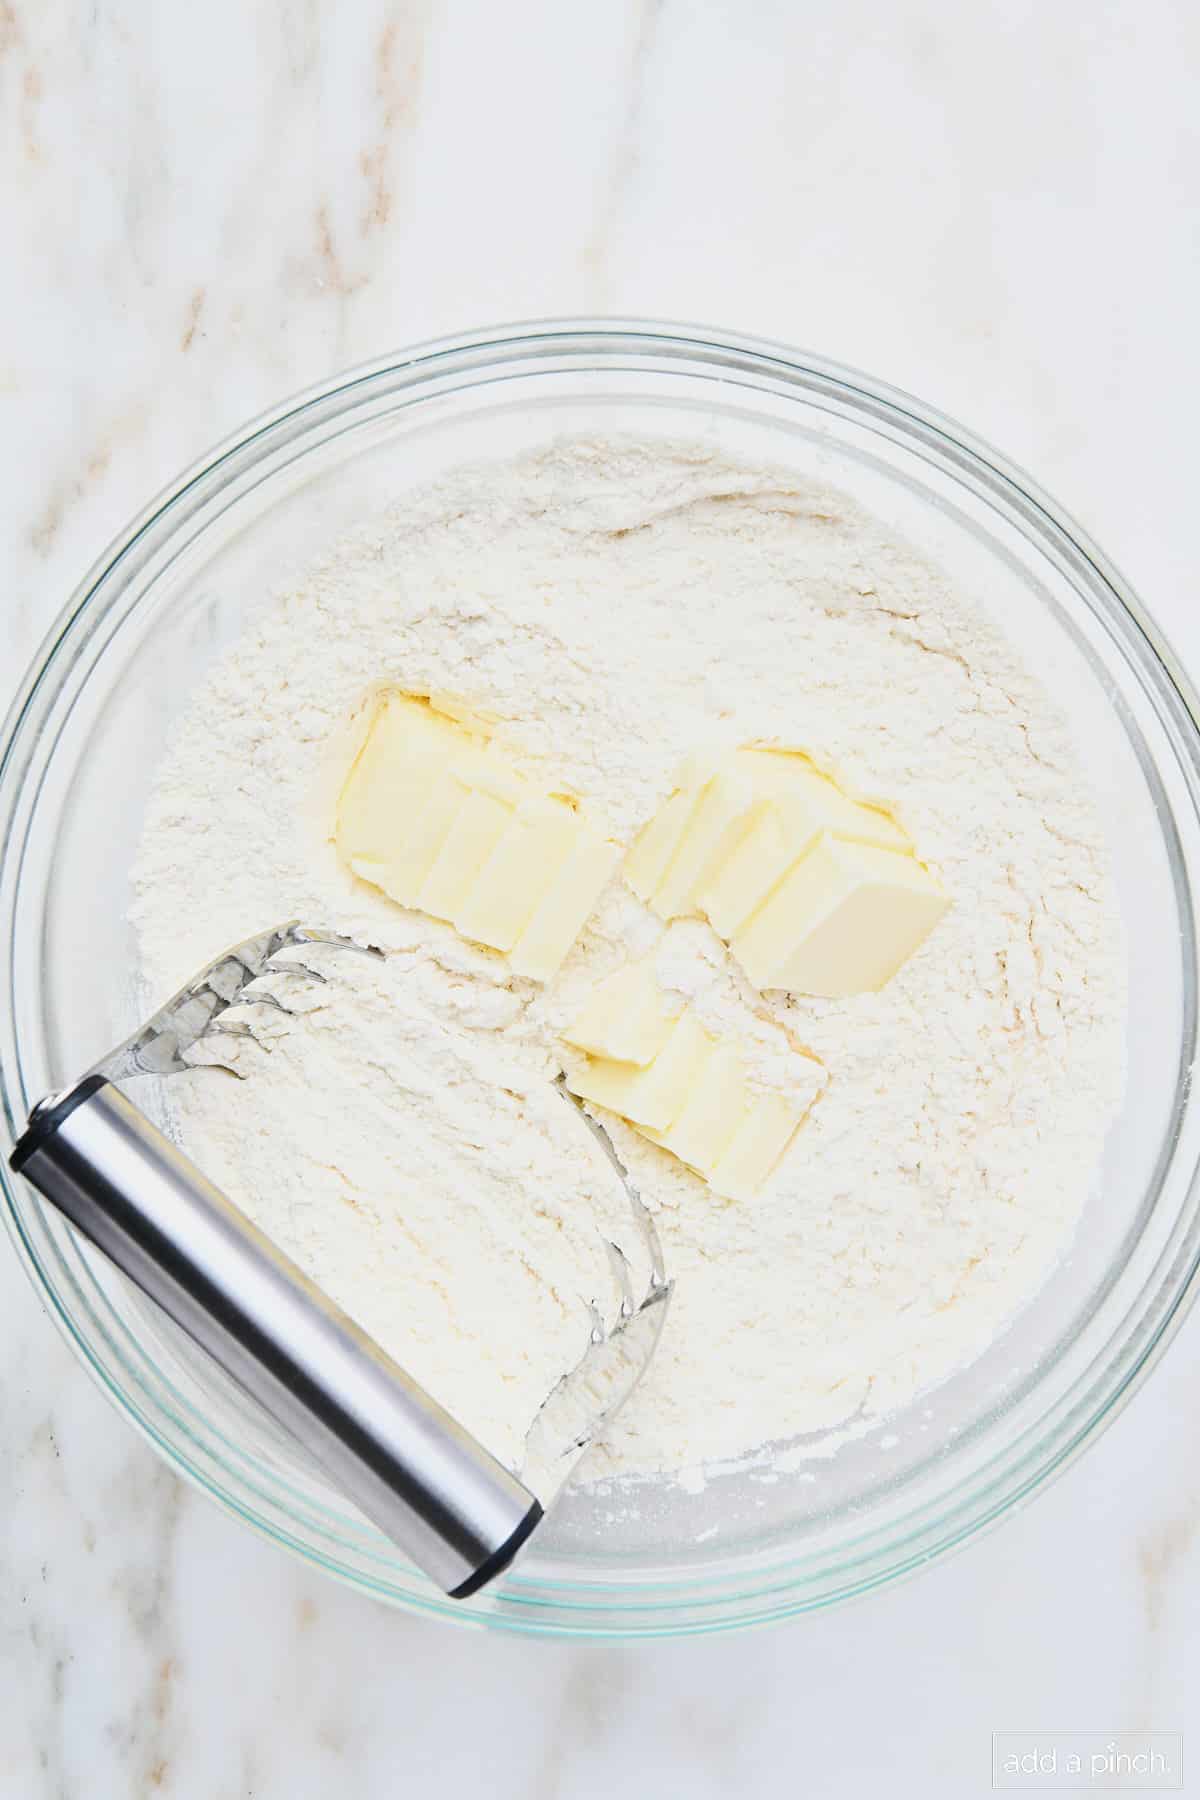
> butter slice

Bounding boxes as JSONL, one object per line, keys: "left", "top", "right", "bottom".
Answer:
{"left": 566, "top": 1010, "right": 713, "bottom": 1132}
{"left": 373, "top": 762, "right": 470, "bottom": 906}
{"left": 454, "top": 796, "right": 578, "bottom": 953}
{"left": 699, "top": 805, "right": 800, "bottom": 940}
{"left": 653, "top": 763, "right": 760, "bottom": 921}
{"left": 748, "top": 752, "right": 910, "bottom": 852}
{"left": 562, "top": 957, "right": 682, "bottom": 1067}
{"left": 624, "top": 786, "right": 699, "bottom": 903}
{"left": 335, "top": 691, "right": 618, "bottom": 980}
{"left": 698, "top": 755, "right": 908, "bottom": 938}
{"left": 563, "top": 971, "right": 809, "bottom": 1198}
{"left": 652, "top": 1042, "right": 746, "bottom": 1173}
{"left": 709, "top": 1091, "right": 803, "bottom": 1202}
{"left": 337, "top": 697, "right": 486, "bottom": 905}
{"left": 625, "top": 743, "right": 947, "bottom": 996}
{"left": 630, "top": 747, "right": 911, "bottom": 928}
{"left": 507, "top": 827, "right": 619, "bottom": 983}
{"left": 733, "top": 834, "right": 950, "bottom": 997}
{"left": 416, "top": 780, "right": 515, "bottom": 920}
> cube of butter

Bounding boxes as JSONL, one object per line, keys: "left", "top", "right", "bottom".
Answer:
{"left": 335, "top": 690, "right": 617, "bottom": 981}
{"left": 506, "top": 826, "right": 619, "bottom": 983}
{"left": 708, "top": 1090, "right": 804, "bottom": 1203}
{"left": 454, "top": 796, "right": 579, "bottom": 953}
{"left": 698, "top": 804, "right": 799, "bottom": 941}
{"left": 416, "top": 779, "right": 517, "bottom": 920}
{"left": 624, "top": 784, "right": 701, "bottom": 904}
{"left": 651, "top": 763, "right": 759, "bottom": 921}
{"left": 694, "top": 752, "right": 908, "bottom": 937}
{"left": 627, "top": 746, "right": 912, "bottom": 924}
{"left": 746, "top": 751, "right": 909, "bottom": 852}
{"left": 732, "top": 834, "right": 950, "bottom": 997}
{"left": 624, "top": 742, "right": 947, "bottom": 997}
{"left": 566, "top": 1009, "right": 714, "bottom": 1133}
{"left": 337, "top": 693, "right": 478, "bottom": 893}
{"left": 651, "top": 1041, "right": 746, "bottom": 1174}
{"left": 562, "top": 956, "right": 683, "bottom": 1067}
{"left": 563, "top": 959, "right": 811, "bottom": 1199}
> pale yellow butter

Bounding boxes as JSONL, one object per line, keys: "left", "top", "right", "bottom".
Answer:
{"left": 699, "top": 805, "right": 798, "bottom": 940}
{"left": 653, "top": 763, "right": 760, "bottom": 921}
{"left": 654, "top": 1041, "right": 746, "bottom": 1174}
{"left": 563, "top": 956, "right": 682, "bottom": 1066}
{"left": 375, "top": 762, "right": 470, "bottom": 906}
{"left": 563, "top": 961, "right": 808, "bottom": 1197}
{"left": 454, "top": 796, "right": 578, "bottom": 953}
{"left": 733, "top": 833, "right": 950, "bottom": 997}
{"left": 506, "top": 826, "right": 619, "bottom": 983}
{"left": 749, "top": 751, "right": 909, "bottom": 852}
{"left": 335, "top": 692, "right": 617, "bottom": 980}
{"left": 336, "top": 693, "right": 473, "bottom": 885}
{"left": 416, "top": 780, "right": 514, "bottom": 920}
{"left": 624, "top": 743, "right": 948, "bottom": 996}
{"left": 624, "top": 785, "right": 699, "bottom": 903}
{"left": 566, "top": 1008, "right": 713, "bottom": 1132}
{"left": 709, "top": 1091, "right": 804, "bottom": 1202}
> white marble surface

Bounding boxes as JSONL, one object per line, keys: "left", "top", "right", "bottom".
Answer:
{"left": 3, "top": 2, "right": 1199, "bottom": 1793}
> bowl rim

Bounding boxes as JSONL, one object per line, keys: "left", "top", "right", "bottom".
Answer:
{"left": 4, "top": 316, "right": 1200, "bottom": 1638}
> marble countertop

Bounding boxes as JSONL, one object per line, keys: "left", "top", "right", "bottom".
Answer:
{"left": 3, "top": 2, "right": 1198, "bottom": 1794}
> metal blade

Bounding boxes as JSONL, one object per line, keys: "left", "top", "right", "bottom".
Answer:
{"left": 519, "top": 1082, "right": 673, "bottom": 1503}
{"left": 93, "top": 921, "right": 382, "bottom": 1082}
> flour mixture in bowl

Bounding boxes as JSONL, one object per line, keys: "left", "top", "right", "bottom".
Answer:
{"left": 130, "top": 437, "right": 1125, "bottom": 1490}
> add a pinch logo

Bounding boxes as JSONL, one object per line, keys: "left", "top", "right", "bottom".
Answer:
{"left": 992, "top": 1734, "right": 1183, "bottom": 1790}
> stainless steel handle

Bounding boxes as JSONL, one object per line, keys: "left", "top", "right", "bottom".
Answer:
{"left": 11, "top": 1077, "right": 541, "bottom": 1597}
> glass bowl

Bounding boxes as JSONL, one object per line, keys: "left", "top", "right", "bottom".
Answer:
{"left": 3, "top": 321, "right": 1200, "bottom": 1640}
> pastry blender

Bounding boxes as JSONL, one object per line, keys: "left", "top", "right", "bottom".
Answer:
{"left": 10, "top": 923, "right": 671, "bottom": 1598}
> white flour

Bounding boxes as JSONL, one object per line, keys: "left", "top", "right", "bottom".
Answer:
{"left": 130, "top": 437, "right": 1125, "bottom": 1487}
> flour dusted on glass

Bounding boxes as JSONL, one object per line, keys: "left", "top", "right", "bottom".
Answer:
{"left": 130, "top": 437, "right": 1125, "bottom": 1486}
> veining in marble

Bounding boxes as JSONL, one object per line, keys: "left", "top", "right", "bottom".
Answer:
{"left": 1, "top": 1, "right": 1197, "bottom": 1794}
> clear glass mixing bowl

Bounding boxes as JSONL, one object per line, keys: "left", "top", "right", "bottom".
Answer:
{"left": 3, "top": 322, "right": 1200, "bottom": 1639}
